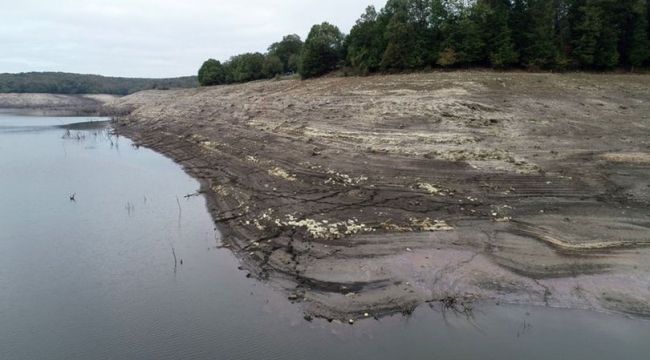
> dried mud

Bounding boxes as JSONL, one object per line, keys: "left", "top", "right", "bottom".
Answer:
{"left": 106, "top": 72, "right": 650, "bottom": 320}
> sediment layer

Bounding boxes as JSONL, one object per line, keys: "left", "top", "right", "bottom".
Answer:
{"left": 107, "top": 72, "right": 650, "bottom": 320}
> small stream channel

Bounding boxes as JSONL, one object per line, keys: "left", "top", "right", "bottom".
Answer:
{"left": 1, "top": 113, "right": 648, "bottom": 359}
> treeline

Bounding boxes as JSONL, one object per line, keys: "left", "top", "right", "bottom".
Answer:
{"left": 0, "top": 72, "right": 198, "bottom": 95}
{"left": 199, "top": 0, "right": 650, "bottom": 85}
{"left": 198, "top": 34, "right": 304, "bottom": 85}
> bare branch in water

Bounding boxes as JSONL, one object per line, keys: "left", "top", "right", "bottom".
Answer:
{"left": 171, "top": 246, "right": 178, "bottom": 273}
{"left": 175, "top": 196, "right": 182, "bottom": 227}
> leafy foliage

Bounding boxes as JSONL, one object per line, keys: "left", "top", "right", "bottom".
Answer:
{"left": 263, "top": 55, "right": 285, "bottom": 78}
{"left": 197, "top": 34, "right": 304, "bottom": 87}
{"left": 299, "top": 23, "right": 345, "bottom": 79}
{"left": 268, "top": 34, "right": 304, "bottom": 73}
{"left": 198, "top": 59, "right": 226, "bottom": 86}
{"left": 346, "top": 6, "right": 384, "bottom": 74}
{"left": 344, "top": 0, "right": 649, "bottom": 72}
{"left": 478, "top": 0, "right": 519, "bottom": 68}
{"left": 224, "top": 53, "right": 266, "bottom": 83}
{"left": 197, "top": 0, "right": 649, "bottom": 86}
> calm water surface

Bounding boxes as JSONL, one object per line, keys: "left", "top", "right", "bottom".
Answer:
{"left": 1, "top": 114, "right": 648, "bottom": 359}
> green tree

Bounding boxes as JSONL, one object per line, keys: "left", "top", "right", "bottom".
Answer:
{"left": 644, "top": 0, "right": 650, "bottom": 65}
{"left": 430, "top": 0, "right": 450, "bottom": 51}
{"left": 553, "top": 0, "right": 573, "bottom": 68}
{"left": 570, "top": 0, "right": 602, "bottom": 66}
{"left": 299, "top": 22, "right": 345, "bottom": 79}
{"left": 517, "top": 0, "right": 560, "bottom": 68}
{"left": 268, "top": 34, "right": 304, "bottom": 73}
{"left": 477, "top": 0, "right": 519, "bottom": 68}
{"left": 570, "top": 0, "right": 620, "bottom": 68}
{"left": 225, "top": 53, "right": 266, "bottom": 83}
{"left": 262, "top": 55, "right": 284, "bottom": 78}
{"left": 198, "top": 59, "right": 226, "bottom": 86}
{"left": 346, "top": 6, "right": 384, "bottom": 74}
{"left": 458, "top": 13, "right": 487, "bottom": 64}
{"left": 287, "top": 54, "right": 301, "bottom": 74}
{"left": 378, "top": 0, "right": 436, "bottom": 70}
{"left": 441, "top": 5, "right": 485, "bottom": 66}
{"left": 511, "top": 0, "right": 560, "bottom": 67}
{"left": 407, "top": 0, "right": 438, "bottom": 65}
{"left": 619, "top": 0, "right": 649, "bottom": 67}
{"left": 381, "top": 13, "right": 415, "bottom": 69}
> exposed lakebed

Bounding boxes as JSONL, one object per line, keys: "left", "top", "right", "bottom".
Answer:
{"left": 0, "top": 114, "right": 648, "bottom": 359}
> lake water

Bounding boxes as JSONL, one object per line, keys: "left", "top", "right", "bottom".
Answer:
{"left": 1, "top": 114, "right": 648, "bottom": 360}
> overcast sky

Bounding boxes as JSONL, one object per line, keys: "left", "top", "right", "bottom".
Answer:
{"left": 1, "top": 0, "right": 386, "bottom": 78}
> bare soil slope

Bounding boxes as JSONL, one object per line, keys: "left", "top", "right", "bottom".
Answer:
{"left": 108, "top": 72, "right": 650, "bottom": 320}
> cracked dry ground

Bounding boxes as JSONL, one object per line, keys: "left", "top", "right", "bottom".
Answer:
{"left": 109, "top": 72, "right": 650, "bottom": 320}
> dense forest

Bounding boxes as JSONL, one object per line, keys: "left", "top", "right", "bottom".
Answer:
{"left": 199, "top": 0, "right": 650, "bottom": 85}
{"left": 0, "top": 72, "right": 198, "bottom": 95}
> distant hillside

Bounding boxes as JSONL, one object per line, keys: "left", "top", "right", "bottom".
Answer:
{"left": 0, "top": 72, "right": 198, "bottom": 95}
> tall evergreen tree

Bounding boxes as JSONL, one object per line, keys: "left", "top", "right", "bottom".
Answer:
{"left": 570, "top": 0, "right": 603, "bottom": 66}
{"left": 571, "top": 0, "right": 620, "bottom": 68}
{"left": 456, "top": 7, "right": 487, "bottom": 65}
{"left": 510, "top": 0, "right": 529, "bottom": 62}
{"left": 553, "top": 0, "right": 573, "bottom": 67}
{"left": 647, "top": 0, "right": 650, "bottom": 65}
{"left": 645, "top": 0, "right": 650, "bottom": 43}
{"left": 477, "top": 0, "right": 519, "bottom": 67}
{"left": 618, "top": 0, "right": 649, "bottom": 67}
{"left": 519, "top": 0, "right": 560, "bottom": 68}
{"left": 379, "top": 0, "right": 429, "bottom": 70}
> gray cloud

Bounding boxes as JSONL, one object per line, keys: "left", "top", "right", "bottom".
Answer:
{"left": 1, "top": 0, "right": 386, "bottom": 78}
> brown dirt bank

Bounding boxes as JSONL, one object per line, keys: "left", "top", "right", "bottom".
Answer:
{"left": 107, "top": 72, "right": 650, "bottom": 321}
{"left": 0, "top": 93, "right": 118, "bottom": 116}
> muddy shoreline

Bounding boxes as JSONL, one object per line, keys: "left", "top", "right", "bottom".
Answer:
{"left": 31, "top": 72, "right": 650, "bottom": 320}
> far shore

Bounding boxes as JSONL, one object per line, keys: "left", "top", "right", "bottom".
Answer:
{"left": 0, "top": 93, "right": 118, "bottom": 116}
